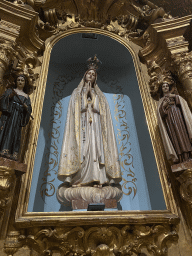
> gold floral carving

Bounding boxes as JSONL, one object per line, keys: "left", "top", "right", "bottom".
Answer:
{"left": 4, "top": 224, "right": 178, "bottom": 256}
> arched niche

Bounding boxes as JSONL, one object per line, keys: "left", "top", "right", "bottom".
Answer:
{"left": 16, "top": 29, "right": 177, "bottom": 223}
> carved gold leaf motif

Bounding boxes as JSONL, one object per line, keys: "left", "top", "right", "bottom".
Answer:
{"left": 4, "top": 224, "right": 178, "bottom": 256}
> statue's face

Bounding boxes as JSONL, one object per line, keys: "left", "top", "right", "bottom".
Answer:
{"left": 85, "top": 70, "right": 96, "bottom": 85}
{"left": 16, "top": 76, "right": 25, "bottom": 90}
{"left": 162, "top": 83, "right": 169, "bottom": 94}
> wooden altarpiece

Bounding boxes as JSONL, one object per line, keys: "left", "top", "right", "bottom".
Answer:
{"left": 0, "top": 0, "right": 192, "bottom": 255}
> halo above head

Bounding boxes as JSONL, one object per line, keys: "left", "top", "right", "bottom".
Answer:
{"left": 87, "top": 54, "right": 102, "bottom": 71}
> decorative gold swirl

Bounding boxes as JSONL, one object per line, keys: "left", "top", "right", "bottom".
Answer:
{"left": 113, "top": 93, "right": 137, "bottom": 198}
{"left": 40, "top": 179, "right": 56, "bottom": 198}
{"left": 40, "top": 75, "right": 72, "bottom": 200}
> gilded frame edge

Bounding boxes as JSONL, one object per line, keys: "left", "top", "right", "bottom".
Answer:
{"left": 15, "top": 28, "right": 179, "bottom": 225}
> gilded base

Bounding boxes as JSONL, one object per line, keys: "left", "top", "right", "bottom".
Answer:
{"left": 57, "top": 185, "right": 123, "bottom": 206}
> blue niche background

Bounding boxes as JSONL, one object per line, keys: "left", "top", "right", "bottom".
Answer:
{"left": 28, "top": 33, "right": 166, "bottom": 212}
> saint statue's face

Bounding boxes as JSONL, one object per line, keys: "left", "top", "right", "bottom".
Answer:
{"left": 162, "top": 83, "right": 170, "bottom": 94}
{"left": 16, "top": 76, "right": 25, "bottom": 90}
{"left": 85, "top": 70, "right": 96, "bottom": 85}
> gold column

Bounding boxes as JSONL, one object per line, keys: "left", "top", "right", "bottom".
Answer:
{"left": 0, "top": 166, "right": 16, "bottom": 239}
{"left": 172, "top": 51, "right": 192, "bottom": 109}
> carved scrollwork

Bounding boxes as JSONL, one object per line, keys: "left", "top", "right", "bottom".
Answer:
{"left": 0, "top": 167, "right": 15, "bottom": 220}
{"left": 177, "top": 169, "right": 192, "bottom": 207}
{"left": 4, "top": 231, "right": 22, "bottom": 256}
{"left": 2, "top": 45, "right": 41, "bottom": 95}
{"left": 4, "top": 224, "right": 178, "bottom": 256}
{"left": 171, "top": 51, "right": 192, "bottom": 109}
{"left": 172, "top": 51, "right": 192, "bottom": 82}
{"left": 0, "top": 39, "right": 16, "bottom": 91}
{"left": 6, "top": 0, "right": 171, "bottom": 46}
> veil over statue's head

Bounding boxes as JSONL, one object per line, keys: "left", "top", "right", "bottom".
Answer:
{"left": 77, "top": 54, "right": 101, "bottom": 91}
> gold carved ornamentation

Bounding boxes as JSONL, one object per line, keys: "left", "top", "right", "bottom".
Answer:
{"left": 147, "top": 61, "right": 175, "bottom": 100}
{"left": 12, "top": 0, "right": 170, "bottom": 44}
{"left": 0, "top": 166, "right": 15, "bottom": 239}
{"left": 0, "top": 158, "right": 26, "bottom": 239}
{"left": 138, "top": 16, "right": 192, "bottom": 86}
{"left": 0, "top": 166, "right": 15, "bottom": 217}
{"left": 0, "top": 0, "right": 191, "bottom": 255}
{"left": 171, "top": 164, "right": 192, "bottom": 229}
{"left": 177, "top": 169, "right": 192, "bottom": 207}
{"left": 172, "top": 51, "right": 192, "bottom": 109}
{"left": 39, "top": 75, "right": 69, "bottom": 200}
{"left": 4, "top": 231, "right": 22, "bottom": 256}
{"left": 4, "top": 224, "right": 178, "bottom": 256}
{"left": 113, "top": 94, "right": 137, "bottom": 197}
{"left": 0, "top": 39, "right": 16, "bottom": 91}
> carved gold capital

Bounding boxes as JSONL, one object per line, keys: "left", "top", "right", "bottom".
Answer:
{"left": 177, "top": 169, "right": 192, "bottom": 207}
{"left": 4, "top": 224, "right": 178, "bottom": 256}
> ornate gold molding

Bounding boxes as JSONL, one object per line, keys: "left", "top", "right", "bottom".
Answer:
{"left": 171, "top": 51, "right": 192, "bottom": 109}
{"left": 0, "top": 166, "right": 15, "bottom": 215}
{"left": 0, "top": 158, "right": 27, "bottom": 239}
{"left": 4, "top": 224, "right": 179, "bottom": 256}
{"left": 0, "top": 166, "right": 15, "bottom": 239}
{"left": 170, "top": 165, "right": 192, "bottom": 230}
{"left": 4, "top": 231, "right": 22, "bottom": 256}
{"left": 177, "top": 169, "right": 192, "bottom": 207}
{"left": 0, "top": 39, "right": 16, "bottom": 89}
{"left": 147, "top": 61, "right": 174, "bottom": 100}
{"left": 1, "top": 0, "right": 192, "bottom": 255}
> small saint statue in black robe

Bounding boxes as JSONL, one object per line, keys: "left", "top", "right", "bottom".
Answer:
{"left": 0, "top": 75, "right": 32, "bottom": 161}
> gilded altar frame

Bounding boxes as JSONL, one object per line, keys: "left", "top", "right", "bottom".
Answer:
{"left": 14, "top": 28, "right": 178, "bottom": 227}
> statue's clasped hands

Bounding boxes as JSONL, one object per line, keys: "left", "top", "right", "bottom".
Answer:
{"left": 163, "top": 94, "right": 176, "bottom": 109}
{"left": 85, "top": 81, "right": 95, "bottom": 101}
